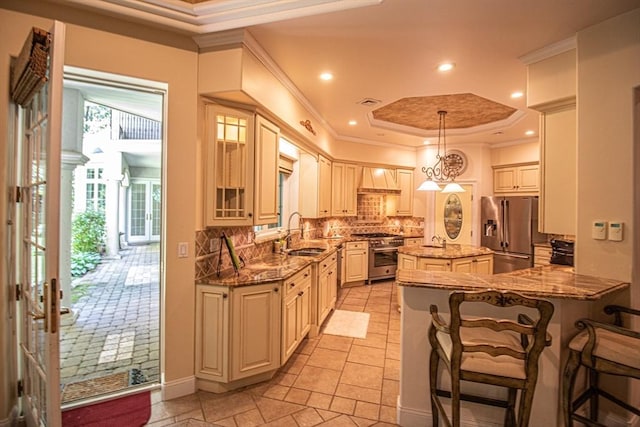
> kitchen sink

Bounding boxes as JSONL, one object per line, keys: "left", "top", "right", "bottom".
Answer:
{"left": 287, "top": 247, "right": 326, "bottom": 256}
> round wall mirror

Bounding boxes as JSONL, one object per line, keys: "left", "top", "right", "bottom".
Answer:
{"left": 444, "top": 194, "right": 463, "bottom": 240}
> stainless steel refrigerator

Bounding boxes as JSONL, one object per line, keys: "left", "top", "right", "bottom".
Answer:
{"left": 480, "top": 196, "right": 546, "bottom": 274}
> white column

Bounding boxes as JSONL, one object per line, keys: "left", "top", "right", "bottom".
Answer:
{"left": 103, "top": 150, "right": 123, "bottom": 259}
{"left": 60, "top": 88, "right": 88, "bottom": 309}
{"left": 60, "top": 151, "right": 89, "bottom": 309}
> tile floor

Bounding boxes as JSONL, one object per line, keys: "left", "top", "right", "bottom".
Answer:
{"left": 146, "top": 281, "right": 401, "bottom": 427}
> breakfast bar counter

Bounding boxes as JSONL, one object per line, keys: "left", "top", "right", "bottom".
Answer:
{"left": 395, "top": 266, "right": 630, "bottom": 427}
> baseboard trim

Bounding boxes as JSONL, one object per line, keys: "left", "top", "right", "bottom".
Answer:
{"left": 161, "top": 375, "right": 196, "bottom": 401}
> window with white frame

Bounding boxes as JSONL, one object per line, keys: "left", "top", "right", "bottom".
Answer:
{"left": 85, "top": 167, "right": 106, "bottom": 211}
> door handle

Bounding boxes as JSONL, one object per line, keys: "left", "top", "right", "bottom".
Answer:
{"left": 30, "top": 310, "right": 45, "bottom": 321}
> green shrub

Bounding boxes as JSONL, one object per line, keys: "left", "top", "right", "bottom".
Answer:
{"left": 72, "top": 210, "right": 106, "bottom": 253}
{"left": 71, "top": 210, "right": 105, "bottom": 277}
{"left": 70, "top": 252, "right": 102, "bottom": 277}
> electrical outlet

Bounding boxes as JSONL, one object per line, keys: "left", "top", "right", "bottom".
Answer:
{"left": 210, "top": 238, "right": 219, "bottom": 252}
{"left": 247, "top": 232, "right": 252, "bottom": 244}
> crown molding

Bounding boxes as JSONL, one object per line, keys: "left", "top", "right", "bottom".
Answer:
{"left": 59, "top": 0, "right": 381, "bottom": 34}
{"left": 519, "top": 36, "right": 577, "bottom": 65}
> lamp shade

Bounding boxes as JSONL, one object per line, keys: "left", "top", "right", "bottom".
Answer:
{"left": 417, "top": 180, "right": 442, "bottom": 191}
{"left": 441, "top": 182, "right": 465, "bottom": 193}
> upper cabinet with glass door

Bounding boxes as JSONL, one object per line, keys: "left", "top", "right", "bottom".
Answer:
{"left": 205, "top": 104, "right": 280, "bottom": 226}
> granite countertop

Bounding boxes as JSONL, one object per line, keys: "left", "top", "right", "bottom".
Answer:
{"left": 396, "top": 265, "right": 629, "bottom": 301}
{"left": 197, "top": 240, "right": 341, "bottom": 287}
{"left": 398, "top": 244, "right": 493, "bottom": 259}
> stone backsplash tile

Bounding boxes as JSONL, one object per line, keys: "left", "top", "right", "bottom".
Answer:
{"left": 196, "top": 209, "right": 424, "bottom": 280}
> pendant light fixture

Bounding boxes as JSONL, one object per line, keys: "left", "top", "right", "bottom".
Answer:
{"left": 417, "top": 110, "right": 465, "bottom": 192}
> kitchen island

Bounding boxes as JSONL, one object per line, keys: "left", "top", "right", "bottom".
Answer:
{"left": 395, "top": 266, "right": 630, "bottom": 427}
{"left": 398, "top": 244, "right": 494, "bottom": 273}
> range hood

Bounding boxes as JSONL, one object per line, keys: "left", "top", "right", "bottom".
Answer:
{"left": 358, "top": 167, "right": 400, "bottom": 193}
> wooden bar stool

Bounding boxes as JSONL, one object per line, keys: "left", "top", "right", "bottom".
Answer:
{"left": 562, "top": 305, "right": 640, "bottom": 426}
{"left": 429, "top": 290, "right": 554, "bottom": 427}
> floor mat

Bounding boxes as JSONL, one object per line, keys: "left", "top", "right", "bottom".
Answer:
{"left": 322, "top": 310, "right": 370, "bottom": 339}
{"left": 62, "top": 390, "right": 151, "bottom": 427}
{"left": 61, "top": 368, "right": 147, "bottom": 403}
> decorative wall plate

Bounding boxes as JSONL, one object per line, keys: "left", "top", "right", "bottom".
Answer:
{"left": 445, "top": 149, "right": 468, "bottom": 176}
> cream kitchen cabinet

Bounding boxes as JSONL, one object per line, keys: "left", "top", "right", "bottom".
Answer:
{"left": 493, "top": 163, "right": 539, "bottom": 194}
{"left": 331, "top": 162, "right": 358, "bottom": 216}
{"left": 299, "top": 153, "right": 332, "bottom": 218}
{"left": 451, "top": 254, "right": 494, "bottom": 274}
{"left": 196, "top": 282, "right": 281, "bottom": 390}
{"left": 404, "top": 237, "right": 423, "bottom": 246}
{"left": 318, "top": 155, "right": 332, "bottom": 217}
{"left": 314, "top": 252, "right": 338, "bottom": 335}
{"left": 343, "top": 241, "right": 368, "bottom": 285}
{"left": 400, "top": 254, "right": 493, "bottom": 274}
{"left": 538, "top": 104, "right": 576, "bottom": 235}
{"left": 195, "top": 285, "right": 229, "bottom": 382}
{"left": 281, "top": 265, "right": 312, "bottom": 364}
{"left": 526, "top": 48, "right": 576, "bottom": 236}
{"left": 534, "top": 244, "right": 552, "bottom": 267}
{"left": 398, "top": 253, "right": 417, "bottom": 270}
{"left": 417, "top": 257, "right": 451, "bottom": 271}
{"left": 254, "top": 115, "right": 280, "bottom": 225}
{"left": 205, "top": 104, "right": 280, "bottom": 226}
{"left": 386, "top": 168, "right": 414, "bottom": 216}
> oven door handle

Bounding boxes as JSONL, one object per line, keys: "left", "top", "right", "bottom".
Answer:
{"left": 371, "top": 247, "right": 399, "bottom": 253}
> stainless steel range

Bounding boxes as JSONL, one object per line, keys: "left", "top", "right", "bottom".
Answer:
{"left": 351, "top": 232, "right": 404, "bottom": 283}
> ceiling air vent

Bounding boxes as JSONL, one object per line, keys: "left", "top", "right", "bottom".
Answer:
{"left": 357, "top": 98, "right": 381, "bottom": 106}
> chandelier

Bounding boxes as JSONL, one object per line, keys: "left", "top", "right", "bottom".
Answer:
{"left": 417, "top": 110, "right": 465, "bottom": 193}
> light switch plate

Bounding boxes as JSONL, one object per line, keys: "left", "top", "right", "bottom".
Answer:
{"left": 178, "top": 242, "right": 188, "bottom": 258}
{"left": 608, "top": 222, "right": 623, "bottom": 241}
{"left": 592, "top": 221, "right": 607, "bottom": 240}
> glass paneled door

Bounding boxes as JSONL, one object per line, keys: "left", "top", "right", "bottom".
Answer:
{"left": 128, "top": 180, "right": 161, "bottom": 244}
{"left": 15, "top": 21, "right": 65, "bottom": 427}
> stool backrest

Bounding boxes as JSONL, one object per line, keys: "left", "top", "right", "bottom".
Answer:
{"left": 448, "top": 290, "right": 554, "bottom": 374}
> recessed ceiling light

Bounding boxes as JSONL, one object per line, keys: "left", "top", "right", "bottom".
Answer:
{"left": 319, "top": 72, "right": 333, "bottom": 81}
{"left": 525, "top": 130, "right": 535, "bottom": 136}
{"left": 511, "top": 91, "right": 524, "bottom": 99}
{"left": 438, "top": 62, "right": 455, "bottom": 72}
{"left": 423, "top": 139, "right": 431, "bottom": 145}
{"left": 348, "top": 120, "right": 357, "bottom": 126}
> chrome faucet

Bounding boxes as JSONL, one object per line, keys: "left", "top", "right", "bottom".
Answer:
{"left": 285, "top": 211, "right": 303, "bottom": 248}
{"left": 432, "top": 234, "right": 446, "bottom": 248}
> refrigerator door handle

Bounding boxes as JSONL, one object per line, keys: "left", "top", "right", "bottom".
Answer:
{"left": 494, "top": 252, "right": 530, "bottom": 260}
{"left": 499, "top": 199, "right": 505, "bottom": 247}
{"left": 504, "top": 199, "right": 510, "bottom": 248}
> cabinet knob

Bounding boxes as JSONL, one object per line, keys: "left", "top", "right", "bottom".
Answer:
{"left": 248, "top": 213, "right": 253, "bottom": 217}
{"left": 273, "top": 287, "right": 279, "bottom": 293}
{"left": 472, "top": 259, "right": 478, "bottom": 263}
{"left": 304, "top": 273, "right": 309, "bottom": 278}
{"left": 222, "top": 293, "right": 228, "bottom": 299}
{"left": 298, "top": 291, "right": 304, "bottom": 297}
{"left": 290, "top": 283, "right": 296, "bottom": 288}
{"left": 328, "top": 271, "right": 333, "bottom": 275}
